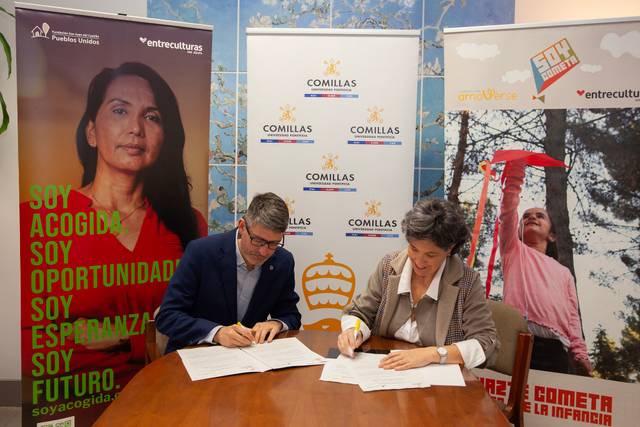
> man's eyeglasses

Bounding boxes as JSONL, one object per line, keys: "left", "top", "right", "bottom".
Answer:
{"left": 244, "top": 220, "right": 285, "bottom": 249}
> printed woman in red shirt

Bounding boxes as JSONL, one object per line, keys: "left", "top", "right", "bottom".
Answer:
{"left": 21, "top": 62, "right": 207, "bottom": 411}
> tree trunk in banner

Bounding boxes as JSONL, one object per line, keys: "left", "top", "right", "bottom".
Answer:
{"left": 448, "top": 110, "right": 469, "bottom": 204}
{"left": 543, "top": 109, "right": 575, "bottom": 279}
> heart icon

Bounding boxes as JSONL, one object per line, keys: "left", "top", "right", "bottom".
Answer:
{"left": 576, "top": 90, "right": 585, "bottom": 96}
{"left": 139, "top": 37, "right": 147, "bottom": 43}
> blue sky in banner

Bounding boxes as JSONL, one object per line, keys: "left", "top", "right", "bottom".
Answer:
{"left": 148, "top": 0, "right": 515, "bottom": 232}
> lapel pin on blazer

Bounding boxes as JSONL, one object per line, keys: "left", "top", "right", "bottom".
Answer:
{"left": 269, "top": 265, "right": 274, "bottom": 271}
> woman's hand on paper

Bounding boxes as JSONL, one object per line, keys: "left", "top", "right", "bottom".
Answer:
{"left": 379, "top": 347, "right": 436, "bottom": 370}
{"left": 337, "top": 327, "right": 363, "bottom": 358}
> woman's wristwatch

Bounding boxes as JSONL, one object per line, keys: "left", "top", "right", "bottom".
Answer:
{"left": 437, "top": 346, "right": 448, "bottom": 364}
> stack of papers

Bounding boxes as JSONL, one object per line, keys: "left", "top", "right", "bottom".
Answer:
{"left": 178, "top": 337, "right": 326, "bottom": 381}
{"left": 320, "top": 353, "right": 466, "bottom": 392}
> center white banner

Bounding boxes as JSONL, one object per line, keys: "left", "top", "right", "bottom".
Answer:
{"left": 247, "top": 28, "right": 418, "bottom": 330}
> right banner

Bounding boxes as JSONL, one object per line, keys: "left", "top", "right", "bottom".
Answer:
{"left": 444, "top": 18, "right": 640, "bottom": 426}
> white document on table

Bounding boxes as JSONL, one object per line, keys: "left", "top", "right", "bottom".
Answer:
{"left": 178, "top": 337, "right": 325, "bottom": 381}
{"left": 343, "top": 353, "right": 432, "bottom": 392}
{"left": 320, "top": 354, "right": 466, "bottom": 390}
{"left": 320, "top": 355, "right": 359, "bottom": 385}
{"left": 177, "top": 346, "right": 270, "bottom": 381}
{"left": 421, "top": 363, "right": 465, "bottom": 386}
{"left": 386, "top": 349, "right": 466, "bottom": 387}
{"left": 242, "top": 337, "right": 326, "bottom": 370}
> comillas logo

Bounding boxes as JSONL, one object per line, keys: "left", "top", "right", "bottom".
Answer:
{"left": 321, "top": 153, "right": 339, "bottom": 171}
{"left": 367, "top": 106, "right": 383, "bottom": 123}
{"left": 301, "top": 253, "right": 356, "bottom": 331}
{"left": 304, "top": 58, "right": 359, "bottom": 99}
{"left": 345, "top": 200, "right": 399, "bottom": 238}
{"left": 260, "top": 104, "right": 314, "bottom": 144}
{"left": 530, "top": 38, "right": 579, "bottom": 103}
{"left": 31, "top": 22, "right": 100, "bottom": 45}
{"left": 323, "top": 59, "right": 340, "bottom": 76}
{"left": 576, "top": 88, "right": 640, "bottom": 101}
{"left": 139, "top": 36, "right": 203, "bottom": 55}
{"left": 456, "top": 88, "right": 518, "bottom": 103}
{"left": 279, "top": 105, "right": 295, "bottom": 123}
{"left": 348, "top": 107, "right": 402, "bottom": 145}
{"left": 303, "top": 154, "right": 357, "bottom": 192}
{"left": 284, "top": 198, "right": 313, "bottom": 236}
{"left": 365, "top": 200, "right": 381, "bottom": 216}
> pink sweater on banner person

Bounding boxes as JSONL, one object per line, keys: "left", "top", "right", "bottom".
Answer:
{"left": 499, "top": 161, "right": 591, "bottom": 372}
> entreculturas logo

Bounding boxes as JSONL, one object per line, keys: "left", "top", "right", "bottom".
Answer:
{"left": 259, "top": 105, "right": 314, "bottom": 144}
{"left": 347, "top": 107, "right": 402, "bottom": 145}
{"left": 576, "top": 88, "right": 640, "bottom": 101}
{"left": 303, "top": 154, "right": 357, "bottom": 192}
{"left": 138, "top": 36, "right": 203, "bottom": 55}
{"left": 345, "top": 200, "right": 399, "bottom": 238}
{"left": 304, "top": 58, "right": 359, "bottom": 99}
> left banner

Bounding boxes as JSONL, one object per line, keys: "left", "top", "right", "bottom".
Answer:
{"left": 16, "top": 4, "right": 212, "bottom": 426}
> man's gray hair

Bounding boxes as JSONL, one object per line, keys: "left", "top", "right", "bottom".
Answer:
{"left": 245, "top": 192, "right": 289, "bottom": 233}
{"left": 402, "top": 199, "right": 470, "bottom": 255}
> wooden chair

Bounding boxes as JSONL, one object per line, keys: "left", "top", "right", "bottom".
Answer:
{"left": 487, "top": 300, "right": 534, "bottom": 427}
{"left": 145, "top": 308, "right": 169, "bottom": 364}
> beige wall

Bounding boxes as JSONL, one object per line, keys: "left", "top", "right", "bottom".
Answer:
{"left": 0, "top": 0, "right": 20, "bottom": 383}
{"left": 516, "top": 0, "right": 640, "bottom": 23}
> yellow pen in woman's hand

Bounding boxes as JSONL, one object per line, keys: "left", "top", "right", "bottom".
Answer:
{"left": 354, "top": 318, "right": 361, "bottom": 340}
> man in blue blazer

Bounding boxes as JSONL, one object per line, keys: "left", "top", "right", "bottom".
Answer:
{"left": 156, "top": 192, "right": 301, "bottom": 353}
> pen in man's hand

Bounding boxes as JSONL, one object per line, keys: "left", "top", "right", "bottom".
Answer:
{"left": 236, "top": 322, "right": 255, "bottom": 343}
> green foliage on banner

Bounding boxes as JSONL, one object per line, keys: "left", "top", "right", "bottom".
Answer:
{"left": 619, "top": 296, "right": 640, "bottom": 382}
{"left": 590, "top": 297, "right": 640, "bottom": 382}
{"left": 590, "top": 327, "right": 627, "bottom": 381}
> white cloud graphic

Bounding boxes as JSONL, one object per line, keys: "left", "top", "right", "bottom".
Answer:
{"left": 580, "top": 64, "right": 603, "bottom": 73}
{"left": 501, "top": 69, "right": 531, "bottom": 84}
{"left": 455, "top": 43, "right": 500, "bottom": 61}
{"left": 600, "top": 31, "right": 640, "bottom": 58}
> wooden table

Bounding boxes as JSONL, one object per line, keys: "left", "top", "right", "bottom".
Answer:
{"left": 96, "top": 330, "right": 509, "bottom": 426}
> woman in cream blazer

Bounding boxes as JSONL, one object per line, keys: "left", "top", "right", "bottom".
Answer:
{"left": 338, "top": 199, "right": 499, "bottom": 371}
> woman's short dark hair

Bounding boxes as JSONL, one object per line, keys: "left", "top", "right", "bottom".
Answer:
{"left": 76, "top": 62, "right": 199, "bottom": 249}
{"left": 401, "top": 199, "right": 470, "bottom": 255}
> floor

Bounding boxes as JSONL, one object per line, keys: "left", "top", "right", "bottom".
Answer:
{"left": 0, "top": 407, "right": 20, "bottom": 427}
